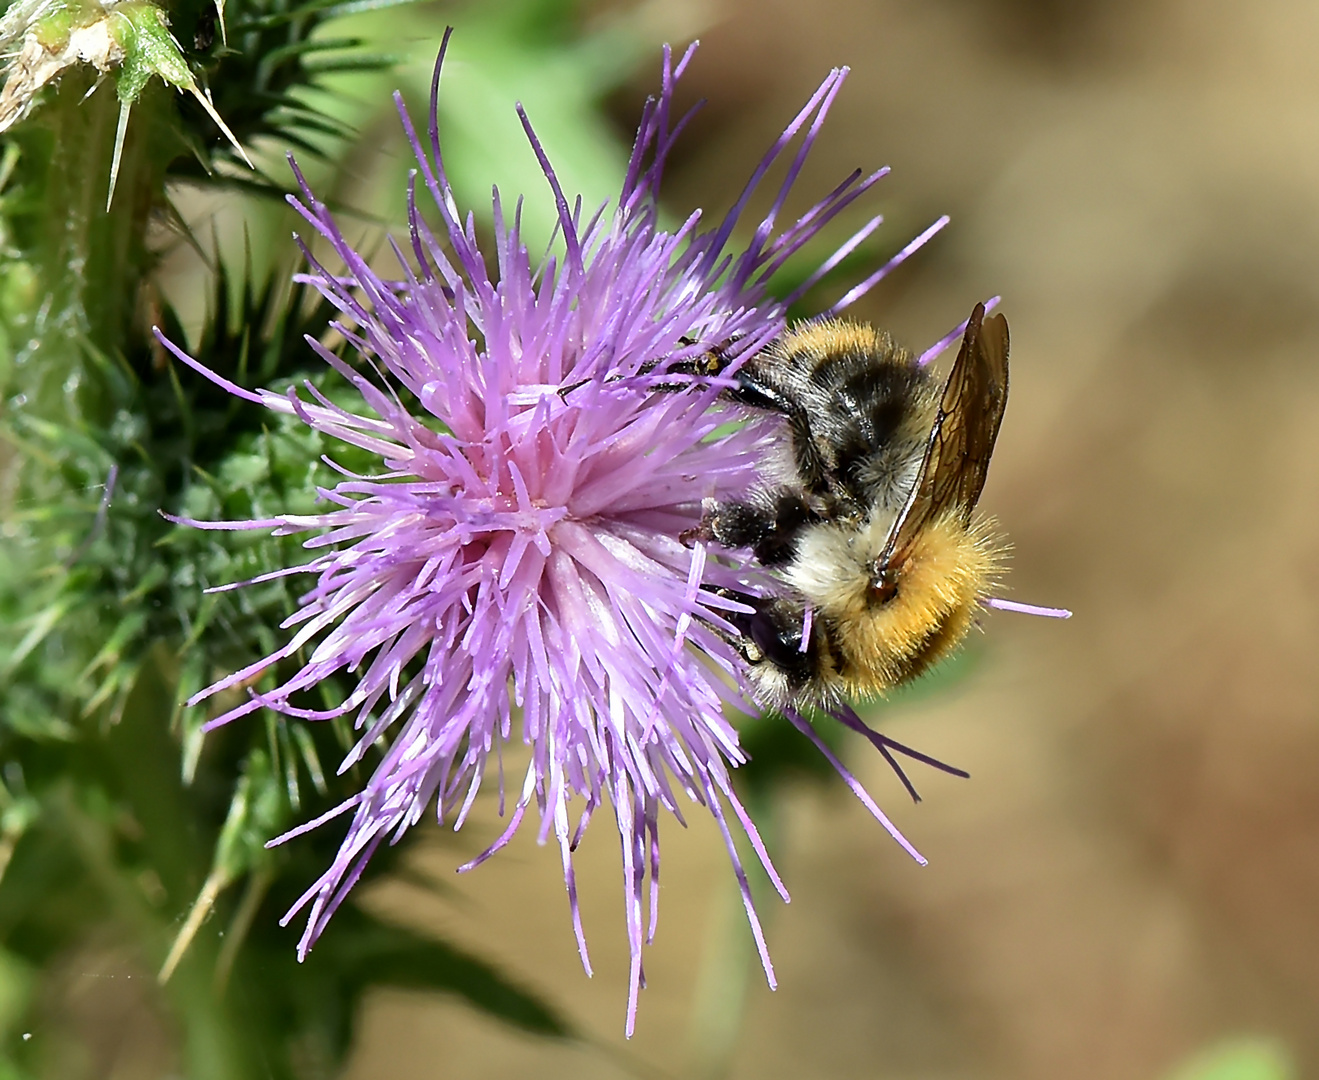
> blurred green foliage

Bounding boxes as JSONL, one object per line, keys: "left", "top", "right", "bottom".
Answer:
{"left": 1164, "top": 1038, "right": 1295, "bottom": 1080}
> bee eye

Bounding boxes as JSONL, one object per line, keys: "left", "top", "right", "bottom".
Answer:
{"left": 748, "top": 609, "right": 804, "bottom": 668}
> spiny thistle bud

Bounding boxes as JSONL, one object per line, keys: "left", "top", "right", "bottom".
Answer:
{"left": 0, "top": 0, "right": 247, "bottom": 205}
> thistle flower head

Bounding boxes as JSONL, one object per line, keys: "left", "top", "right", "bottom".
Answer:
{"left": 162, "top": 33, "right": 948, "bottom": 1034}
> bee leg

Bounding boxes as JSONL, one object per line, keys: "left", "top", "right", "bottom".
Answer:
{"left": 641, "top": 336, "right": 737, "bottom": 390}
{"left": 610, "top": 340, "right": 829, "bottom": 496}
{"left": 720, "top": 366, "right": 834, "bottom": 497}
{"left": 678, "top": 497, "right": 718, "bottom": 546}
{"left": 655, "top": 335, "right": 783, "bottom": 407}
{"left": 682, "top": 489, "right": 819, "bottom": 565}
{"left": 561, "top": 338, "right": 737, "bottom": 398}
{"left": 722, "top": 368, "right": 798, "bottom": 415}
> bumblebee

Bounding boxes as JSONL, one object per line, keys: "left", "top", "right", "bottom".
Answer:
{"left": 691, "top": 303, "right": 1009, "bottom": 711}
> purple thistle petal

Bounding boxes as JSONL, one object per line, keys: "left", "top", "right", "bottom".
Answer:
{"left": 164, "top": 37, "right": 969, "bottom": 1034}
{"left": 984, "top": 597, "right": 1073, "bottom": 618}
{"left": 781, "top": 211, "right": 884, "bottom": 309}
{"left": 784, "top": 706, "right": 927, "bottom": 866}
{"left": 825, "top": 214, "right": 951, "bottom": 316}
{"left": 828, "top": 703, "right": 971, "bottom": 804}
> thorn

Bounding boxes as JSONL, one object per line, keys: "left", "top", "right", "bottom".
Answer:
{"left": 158, "top": 867, "right": 226, "bottom": 985}
{"left": 216, "top": 0, "right": 227, "bottom": 46}
{"left": 106, "top": 97, "right": 130, "bottom": 211}
{"left": 188, "top": 82, "right": 251, "bottom": 169}
{"left": 80, "top": 74, "right": 108, "bottom": 105}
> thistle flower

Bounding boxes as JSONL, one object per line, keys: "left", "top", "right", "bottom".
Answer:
{"left": 161, "top": 33, "right": 954, "bottom": 1034}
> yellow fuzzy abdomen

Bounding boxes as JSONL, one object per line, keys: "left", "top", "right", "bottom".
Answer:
{"left": 820, "top": 514, "right": 1001, "bottom": 696}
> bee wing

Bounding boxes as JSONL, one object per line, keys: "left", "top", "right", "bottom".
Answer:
{"left": 879, "top": 303, "right": 1009, "bottom": 569}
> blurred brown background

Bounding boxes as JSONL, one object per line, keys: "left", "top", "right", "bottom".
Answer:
{"left": 335, "top": 0, "right": 1319, "bottom": 1076}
